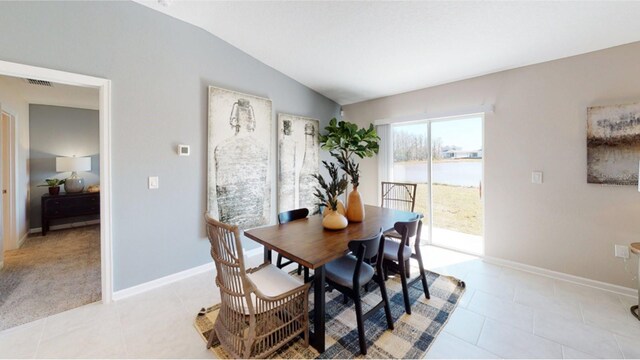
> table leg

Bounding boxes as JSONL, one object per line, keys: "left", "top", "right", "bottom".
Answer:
{"left": 311, "top": 265, "right": 326, "bottom": 352}
{"left": 263, "top": 246, "right": 272, "bottom": 263}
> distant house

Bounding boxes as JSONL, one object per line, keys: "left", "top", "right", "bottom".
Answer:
{"left": 442, "top": 149, "right": 483, "bottom": 159}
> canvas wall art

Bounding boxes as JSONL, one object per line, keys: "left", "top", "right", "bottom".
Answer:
{"left": 208, "top": 86, "right": 272, "bottom": 229}
{"left": 587, "top": 102, "right": 640, "bottom": 185}
{"left": 277, "top": 113, "right": 320, "bottom": 214}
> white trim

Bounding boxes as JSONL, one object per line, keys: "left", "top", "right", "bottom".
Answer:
{"left": 484, "top": 255, "right": 637, "bottom": 298}
{"left": 0, "top": 60, "right": 114, "bottom": 304}
{"left": 373, "top": 104, "right": 494, "bottom": 126}
{"left": 112, "top": 262, "right": 215, "bottom": 301}
{"left": 29, "top": 220, "right": 100, "bottom": 234}
{"left": 17, "top": 232, "right": 28, "bottom": 248}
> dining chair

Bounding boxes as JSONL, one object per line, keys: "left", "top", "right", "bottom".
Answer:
{"left": 204, "top": 213, "right": 310, "bottom": 358}
{"left": 324, "top": 228, "right": 394, "bottom": 355}
{"left": 276, "top": 208, "right": 311, "bottom": 282}
{"left": 383, "top": 217, "right": 430, "bottom": 315}
{"left": 381, "top": 181, "right": 418, "bottom": 212}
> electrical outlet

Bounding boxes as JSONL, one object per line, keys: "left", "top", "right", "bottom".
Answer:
{"left": 148, "top": 176, "right": 159, "bottom": 190}
{"left": 614, "top": 244, "right": 630, "bottom": 259}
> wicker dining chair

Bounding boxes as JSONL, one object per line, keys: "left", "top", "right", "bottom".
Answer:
{"left": 204, "top": 214, "right": 310, "bottom": 358}
{"left": 381, "top": 181, "right": 418, "bottom": 212}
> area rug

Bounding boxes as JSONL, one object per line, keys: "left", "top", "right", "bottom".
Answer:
{"left": 194, "top": 269, "right": 465, "bottom": 359}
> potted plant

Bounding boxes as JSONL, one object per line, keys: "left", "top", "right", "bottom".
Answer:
{"left": 38, "top": 178, "right": 66, "bottom": 195}
{"left": 312, "top": 161, "right": 349, "bottom": 230}
{"left": 319, "top": 118, "right": 380, "bottom": 222}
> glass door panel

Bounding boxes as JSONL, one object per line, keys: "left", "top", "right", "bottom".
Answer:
{"left": 430, "top": 117, "right": 484, "bottom": 254}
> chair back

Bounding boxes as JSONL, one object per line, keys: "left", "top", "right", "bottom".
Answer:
{"left": 381, "top": 182, "right": 418, "bottom": 212}
{"left": 278, "top": 208, "right": 309, "bottom": 225}
{"left": 394, "top": 216, "right": 423, "bottom": 248}
{"left": 348, "top": 228, "right": 384, "bottom": 288}
{"left": 204, "top": 213, "right": 253, "bottom": 313}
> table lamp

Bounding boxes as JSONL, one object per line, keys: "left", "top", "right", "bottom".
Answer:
{"left": 56, "top": 156, "right": 91, "bottom": 193}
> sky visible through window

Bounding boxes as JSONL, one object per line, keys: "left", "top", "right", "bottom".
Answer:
{"left": 394, "top": 116, "right": 482, "bottom": 150}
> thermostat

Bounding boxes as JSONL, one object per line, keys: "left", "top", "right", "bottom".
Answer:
{"left": 178, "top": 144, "right": 190, "bottom": 156}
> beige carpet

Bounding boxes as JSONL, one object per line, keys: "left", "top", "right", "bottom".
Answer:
{"left": 0, "top": 225, "right": 101, "bottom": 331}
{"left": 195, "top": 269, "right": 465, "bottom": 359}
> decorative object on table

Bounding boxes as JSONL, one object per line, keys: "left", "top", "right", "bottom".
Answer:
{"left": 203, "top": 214, "right": 310, "bottom": 358}
{"left": 277, "top": 113, "right": 320, "bottom": 214}
{"left": 56, "top": 156, "right": 91, "bottom": 193}
{"left": 195, "top": 266, "right": 466, "bottom": 359}
{"left": 312, "top": 161, "right": 348, "bottom": 230}
{"left": 319, "top": 118, "right": 380, "bottom": 222}
{"left": 37, "top": 178, "right": 65, "bottom": 195}
{"left": 207, "top": 86, "right": 272, "bottom": 230}
{"left": 630, "top": 242, "right": 640, "bottom": 321}
{"left": 587, "top": 102, "right": 640, "bottom": 185}
{"left": 87, "top": 185, "right": 100, "bottom": 193}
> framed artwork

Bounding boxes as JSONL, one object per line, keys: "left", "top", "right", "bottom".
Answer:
{"left": 208, "top": 86, "right": 272, "bottom": 229}
{"left": 277, "top": 113, "right": 320, "bottom": 214}
{"left": 587, "top": 102, "right": 640, "bottom": 185}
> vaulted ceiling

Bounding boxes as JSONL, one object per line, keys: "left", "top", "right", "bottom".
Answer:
{"left": 135, "top": 1, "right": 640, "bottom": 105}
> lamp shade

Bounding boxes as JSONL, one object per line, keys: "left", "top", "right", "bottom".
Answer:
{"left": 56, "top": 157, "right": 91, "bottom": 172}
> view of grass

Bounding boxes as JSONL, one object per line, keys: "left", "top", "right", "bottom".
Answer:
{"left": 412, "top": 183, "right": 483, "bottom": 236}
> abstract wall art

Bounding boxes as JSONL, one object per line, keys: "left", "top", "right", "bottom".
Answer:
{"left": 587, "top": 102, "right": 640, "bottom": 185}
{"left": 277, "top": 113, "right": 320, "bottom": 214}
{"left": 208, "top": 86, "right": 272, "bottom": 229}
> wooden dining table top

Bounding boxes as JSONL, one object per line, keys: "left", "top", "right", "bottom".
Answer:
{"left": 244, "top": 205, "right": 419, "bottom": 269}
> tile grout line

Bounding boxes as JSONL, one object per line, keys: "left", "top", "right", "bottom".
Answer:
{"left": 33, "top": 318, "right": 47, "bottom": 359}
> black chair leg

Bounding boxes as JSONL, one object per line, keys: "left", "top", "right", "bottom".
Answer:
{"left": 304, "top": 267, "right": 310, "bottom": 283}
{"left": 377, "top": 278, "right": 394, "bottom": 330}
{"left": 415, "top": 252, "right": 430, "bottom": 299}
{"left": 405, "top": 259, "right": 411, "bottom": 277}
{"left": 297, "top": 264, "right": 302, "bottom": 275}
{"left": 354, "top": 293, "right": 367, "bottom": 355}
{"left": 276, "top": 254, "right": 283, "bottom": 268}
{"left": 398, "top": 260, "right": 412, "bottom": 314}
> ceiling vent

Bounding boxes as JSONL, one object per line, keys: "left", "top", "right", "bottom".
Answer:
{"left": 25, "top": 79, "right": 53, "bottom": 87}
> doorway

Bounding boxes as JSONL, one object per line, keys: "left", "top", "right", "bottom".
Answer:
{"left": 389, "top": 115, "right": 484, "bottom": 254}
{"left": 0, "top": 60, "right": 112, "bottom": 321}
{"left": 1, "top": 110, "right": 16, "bottom": 256}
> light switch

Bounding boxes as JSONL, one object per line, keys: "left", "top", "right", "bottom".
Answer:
{"left": 531, "top": 171, "right": 543, "bottom": 184}
{"left": 148, "top": 176, "right": 159, "bottom": 189}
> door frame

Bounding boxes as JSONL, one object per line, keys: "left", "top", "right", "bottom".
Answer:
{"left": 0, "top": 60, "right": 114, "bottom": 303}
{"left": 0, "top": 109, "right": 17, "bottom": 252}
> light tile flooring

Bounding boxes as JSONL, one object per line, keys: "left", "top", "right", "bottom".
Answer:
{"left": 0, "top": 246, "right": 638, "bottom": 359}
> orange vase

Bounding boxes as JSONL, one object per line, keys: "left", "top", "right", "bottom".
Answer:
{"left": 346, "top": 186, "right": 365, "bottom": 222}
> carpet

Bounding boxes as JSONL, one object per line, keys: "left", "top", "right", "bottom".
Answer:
{"left": 0, "top": 225, "right": 101, "bottom": 331}
{"left": 194, "top": 269, "right": 465, "bottom": 359}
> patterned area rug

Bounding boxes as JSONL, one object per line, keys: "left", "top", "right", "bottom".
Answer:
{"left": 194, "top": 269, "right": 465, "bottom": 359}
{"left": 0, "top": 225, "right": 101, "bottom": 331}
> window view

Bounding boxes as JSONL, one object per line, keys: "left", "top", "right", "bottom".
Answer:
{"left": 391, "top": 116, "right": 483, "bottom": 254}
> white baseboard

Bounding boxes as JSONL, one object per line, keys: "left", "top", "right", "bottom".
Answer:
{"left": 29, "top": 220, "right": 100, "bottom": 234}
{"left": 17, "top": 232, "right": 28, "bottom": 248}
{"left": 112, "top": 246, "right": 265, "bottom": 301}
{"left": 113, "top": 262, "right": 215, "bottom": 301}
{"left": 483, "top": 255, "right": 637, "bottom": 298}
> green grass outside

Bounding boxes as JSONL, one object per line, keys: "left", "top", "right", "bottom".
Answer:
{"left": 412, "top": 183, "right": 483, "bottom": 236}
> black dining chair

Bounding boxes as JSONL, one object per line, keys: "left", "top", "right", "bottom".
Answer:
{"left": 383, "top": 216, "right": 430, "bottom": 315}
{"left": 324, "top": 228, "right": 394, "bottom": 355}
{"left": 276, "top": 208, "right": 311, "bottom": 282}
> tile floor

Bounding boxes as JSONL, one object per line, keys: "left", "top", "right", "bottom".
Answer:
{"left": 0, "top": 246, "right": 638, "bottom": 359}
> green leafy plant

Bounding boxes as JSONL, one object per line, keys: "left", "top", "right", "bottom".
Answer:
{"left": 319, "top": 118, "right": 380, "bottom": 187}
{"left": 38, "top": 178, "right": 65, "bottom": 188}
{"left": 311, "top": 161, "right": 348, "bottom": 214}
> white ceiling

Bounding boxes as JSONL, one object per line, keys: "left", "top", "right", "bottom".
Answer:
{"left": 0, "top": 75, "right": 98, "bottom": 110}
{"left": 135, "top": 1, "right": 640, "bottom": 105}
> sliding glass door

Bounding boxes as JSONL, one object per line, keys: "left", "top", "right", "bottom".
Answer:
{"left": 389, "top": 115, "right": 484, "bottom": 254}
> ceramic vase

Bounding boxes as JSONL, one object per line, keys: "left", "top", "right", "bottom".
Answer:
{"left": 346, "top": 186, "right": 365, "bottom": 222}
{"left": 323, "top": 200, "right": 346, "bottom": 217}
{"left": 322, "top": 210, "right": 348, "bottom": 230}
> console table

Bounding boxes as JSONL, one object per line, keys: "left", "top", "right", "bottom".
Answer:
{"left": 41, "top": 192, "right": 100, "bottom": 236}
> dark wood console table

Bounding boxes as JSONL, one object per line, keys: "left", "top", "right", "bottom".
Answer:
{"left": 41, "top": 192, "right": 100, "bottom": 236}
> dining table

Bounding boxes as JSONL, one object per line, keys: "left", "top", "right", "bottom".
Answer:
{"left": 244, "top": 204, "right": 419, "bottom": 353}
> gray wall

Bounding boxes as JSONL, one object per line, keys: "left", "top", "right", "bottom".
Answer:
{"left": 0, "top": 1, "right": 339, "bottom": 290}
{"left": 29, "top": 104, "right": 100, "bottom": 229}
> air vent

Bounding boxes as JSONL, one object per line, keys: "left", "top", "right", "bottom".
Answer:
{"left": 25, "top": 79, "right": 53, "bottom": 87}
